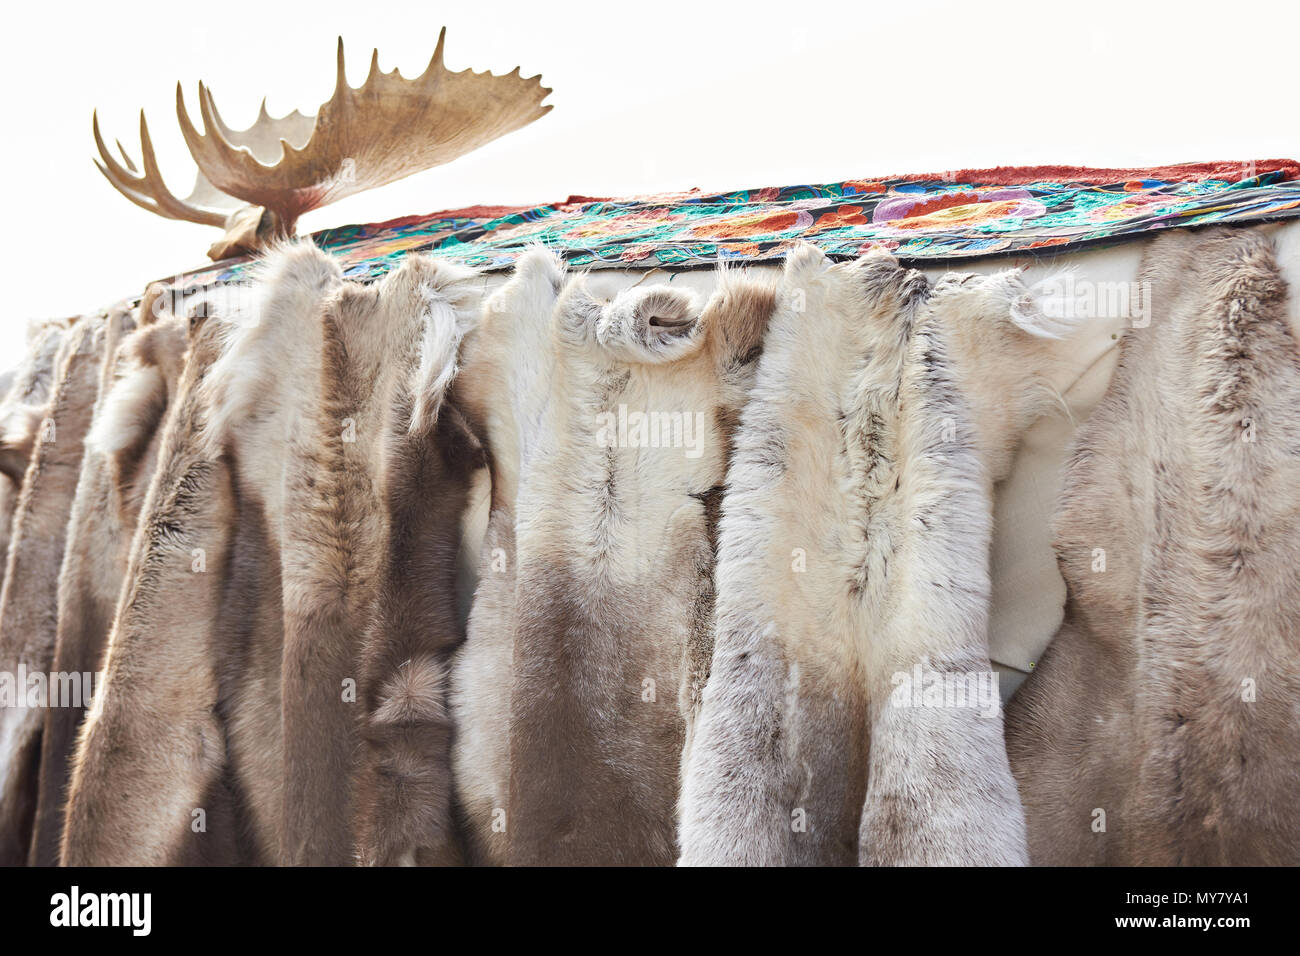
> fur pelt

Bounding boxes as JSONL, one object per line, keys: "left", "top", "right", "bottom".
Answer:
{"left": 450, "top": 249, "right": 565, "bottom": 866}
{"left": 1005, "top": 227, "right": 1300, "bottom": 865}
{"left": 275, "top": 252, "right": 482, "bottom": 865}
{"left": 0, "top": 316, "right": 109, "bottom": 865}
{"left": 62, "top": 249, "right": 340, "bottom": 864}
{"left": 198, "top": 243, "right": 348, "bottom": 865}
{"left": 0, "top": 324, "right": 70, "bottom": 566}
{"left": 28, "top": 307, "right": 188, "bottom": 865}
{"left": 451, "top": 249, "right": 774, "bottom": 865}
{"left": 61, "top": 311, "right": 248, "bottom": 865}
{"left": 341, "top": 258, "right": 486, "bottom": 866}
{"left": 678, "top": 245, "right": 1081, "bottom": 866}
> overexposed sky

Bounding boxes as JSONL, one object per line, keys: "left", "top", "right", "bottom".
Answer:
{"left": 3, "top": 0, "right": 1297, "bottom": 360}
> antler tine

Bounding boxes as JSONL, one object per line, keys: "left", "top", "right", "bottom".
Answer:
{"left": 333, "top": 37, "right": 350, "bottom": 99}
{"left": 92, "top": 109, "right": 226, "bottom": 227}
{"left": 197, "top": 82, "right": 243, "bottom": 147}
{"left": 432, "top": 26, "right": 447, "bottom": 69}
{"left": 196, "top": 84, "right": 232, "bottom": 154}
{"left": 419, "top": 27, "right": 448, "bottom": 83}
{"left": 137, "top": 110, "right": 228, "bottom": 224}
{"left": 115, "top": 139, "right": 138, "bottom": 173}
{"left": 175, "top": 82, "right": 210, "bottom": 166}
{"left": 93, "top": 110, "right": 142, "bottom": 190}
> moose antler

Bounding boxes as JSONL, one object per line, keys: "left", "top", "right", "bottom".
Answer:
{"left": 94, "top": 29, "right": 552, "bottom": 260}
{"left": 93, "top": 110, "right": 239, "bottom": 227}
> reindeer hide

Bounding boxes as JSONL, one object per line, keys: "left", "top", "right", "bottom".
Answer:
{"left": 450, "top": 249, "right": 563, "bottom": 866}
{"left": 0, "top": 316, "right": 109, "bottom": 865}
{"left": 678, "top": 246, "right": 1086, "bottom": 866}
{"left": 340, "top": 258, "right": 485, "bottom": 866}
{"left": 29, "top": 309, "right": 188, "bottom": 865}
{"left": 451, "top": 249, "right": 774, "bottom": 865}
{"left": 1005, "top": 227, "right": 1300, "bottom": 865}
{"left": 277, "top": 252, "right": 483, "bottom": 865}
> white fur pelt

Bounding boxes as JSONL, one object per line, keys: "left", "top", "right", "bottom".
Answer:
{"left": 678, "top": 245, "right": 1082, "bottom": 866}
{"left": 1005, "top": 227, "right": 1300, "bottom": 865}
{"left": 450, "top": 248, "right": 565, "bottom": 865}
{"left": 451, "top": 249, "right": 774, "bottom": 865}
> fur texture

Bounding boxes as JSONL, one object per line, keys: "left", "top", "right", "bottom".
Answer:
{"left": 276, "top": 252, "right": 482, "bottom": 865}
{"left": 0, "top": 325, "right": 70, "bottom": 565}
{"left": 0, "top": 316, "right": 108, "bottom": 864}
{"left": 451, "top": 250, "right": 774, "bottom": 865}
{"left": 28, "top": 307, "right": 188, "bottom": 865}
{"left": 62, "top": 247, "right": 339, "bottom": 864}
{"left": 59, "top": 244, "right": 484, "bottom": 867}
{"left": 451, "top": 248, "right": 565, "bottom": 865}
{"left": 202, "top": 243, "right": 345, "bottom": 865}
{"left": 61, "top": 312, "right": 246, "bottom": 865}
{"left": 344, "top": 258, "right": 486, "bottom": 866}
{"left": 678, "top": 246, "right": 1079, "bottom": 866}
{"left": 1005, "top": 227, "right": 1300, "bottom": 865}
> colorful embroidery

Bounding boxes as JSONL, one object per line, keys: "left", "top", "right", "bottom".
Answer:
{"left": 177, "top": 162, "right": 1300, "bottom": 288}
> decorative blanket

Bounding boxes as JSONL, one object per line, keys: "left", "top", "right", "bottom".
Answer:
{"left": 179, "top": 160, "right": 1300, "bottom": 287}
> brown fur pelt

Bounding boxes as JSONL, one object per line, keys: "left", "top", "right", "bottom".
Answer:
{"left": 451, "top": 249, "right": 774, "bottom": 865}
{"left": 276, "top": 252, "right": 483, "bottom": 865}
{"left": 338, "top": 259, "right": 486, "bottom": 866}
{"left": 678, "top": 246, "right": 1083, "bottom": 866}
{"left": 61, "top": 311, "right": 250, "bottom": 865}
{"left": 62, "top": 250, "right": 342, "bottom": 865}
{"left": 28, "top": 305, "right": 188, "bottom": 866}
{"left": 1005, "top": 227, "right": 1300, "bottom": 865}
{"left": 0, "top": 316, "right": 109, "bottom": 865}
{"left": 0, "top": 323, "right": 71, "bottom": 569}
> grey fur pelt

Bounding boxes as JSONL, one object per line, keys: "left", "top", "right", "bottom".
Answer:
{"left": 1006, "top": 227, "right": 1300, "bottom": 865}
{"left": 678, "top": 245, "right": 1084, "bottom": 866}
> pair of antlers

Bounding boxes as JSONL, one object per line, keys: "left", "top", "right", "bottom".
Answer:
{"left": 94, "top": 29, "right": 551, "bottom": 259}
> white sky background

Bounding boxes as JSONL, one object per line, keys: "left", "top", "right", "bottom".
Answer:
{"left": 2, "top": 0, "right": 1298, "bottom": 362}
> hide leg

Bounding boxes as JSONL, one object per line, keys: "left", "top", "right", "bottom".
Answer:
{"left": 858, "top": 642, "right": 1027, "bottom": 865}
{"left": 679, "top": 626, "right": 866, "bottom": 866}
